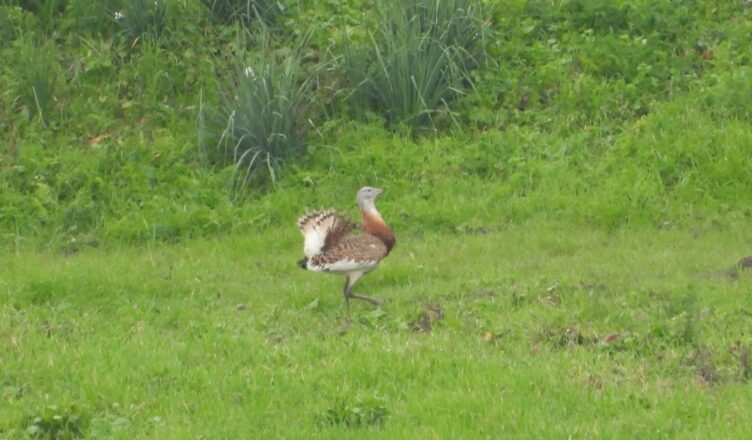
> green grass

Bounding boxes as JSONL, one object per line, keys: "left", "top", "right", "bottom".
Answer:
{"left": 2, "top": 222, "right": 752, "bottom": 438}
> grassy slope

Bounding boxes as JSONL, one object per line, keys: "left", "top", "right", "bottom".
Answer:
{"left": 1, "top": 1, "right": 751, "bottom": 247}
{"left": 2, "top": 223, "right": 752, "bottom": 438}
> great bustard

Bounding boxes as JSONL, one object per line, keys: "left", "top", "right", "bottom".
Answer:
{"left": 297, "top": 187, "right": 396, "bottom": 307}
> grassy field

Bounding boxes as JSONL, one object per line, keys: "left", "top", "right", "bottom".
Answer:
{"left": 2, "top": 222, "right": 752, "bottom": 438}
{"left": 2, "top": 0, "right": 752, "bottom": 438}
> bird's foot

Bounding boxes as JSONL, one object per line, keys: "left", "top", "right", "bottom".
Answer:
{"left": 349, "top": 293, "right": 382, "bottom": 307}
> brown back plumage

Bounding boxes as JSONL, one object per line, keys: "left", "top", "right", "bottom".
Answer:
{"left": 310, "top": 234, "right": 388, "bottom": 268}
{"left": 323, "top": 216, "right": 357, "bottom": 252}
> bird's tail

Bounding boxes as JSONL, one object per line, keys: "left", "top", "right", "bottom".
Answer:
{"left": 297, "top": 209, "right": 355, "bottom": 258}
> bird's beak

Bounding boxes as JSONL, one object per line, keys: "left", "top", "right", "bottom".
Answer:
{"left": 374, "top": 188, "right": 384, "bottom": 196}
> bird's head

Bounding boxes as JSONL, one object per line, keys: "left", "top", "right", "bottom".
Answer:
{"left": 356, "top": 186, "right": 383, "bottom": 209}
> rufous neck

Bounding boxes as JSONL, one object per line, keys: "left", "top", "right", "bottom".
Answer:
{"left": 360, "top": 206, "right": 395, "bottom": 253}
{"left": 361, "top": 203, "right": 382, "bottom": 221}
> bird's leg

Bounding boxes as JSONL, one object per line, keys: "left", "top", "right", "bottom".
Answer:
{"left": 343, "top": 271, "right": 381, "bottom": 307}
{"left": 344, "top": 274, "right": 381, "bottom": 309}
{"left": 343, "top": 276, "right": 351, "bottom": 308}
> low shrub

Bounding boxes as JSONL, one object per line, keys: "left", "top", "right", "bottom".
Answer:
{"left": 204, "top": 30, "right": 315, "bottom": 189}
{"left": 343, "top": 0, "right": 488, "bottom": 132}
{"left": 115, "top": 0, "right": 167, "bottom": 41}
{"left": 201, "top": 0, "right": 285, "bottom": 27}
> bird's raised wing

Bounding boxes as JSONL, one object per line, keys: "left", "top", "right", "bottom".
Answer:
{"left": 297, "top": 209, "right": 356, "bottom": 258}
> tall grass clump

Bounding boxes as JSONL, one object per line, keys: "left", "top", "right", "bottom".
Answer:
{"left": 343, "top": 0, "right": 487, "bottom": 131}
{"left": 114, "top": 0, "right": 167, "bottom": 41}
{"left": 204, "top": 31, "right": 314, "bottom": 191}
{"left": 8, "top": 38, "right": 63, "bottom": 125}
{"left": 0, "top": 5, "right": 35, "bottom": 47}
{"left": 2, "top": 0, "right": 67, "bottom": 32}
{"left": 66, "top": 0, "right": 121, "bottom": 35}
{"left": 201, "top": 0, "right": 285, "bottom": 27}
